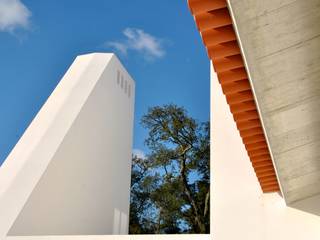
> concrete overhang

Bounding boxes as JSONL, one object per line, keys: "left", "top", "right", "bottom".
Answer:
{"left": 188, "top": 0, "right": 280, "bottom": 193}
{"left": 227, "top": 0, "right": 320, "bottom": 212}
{"left": 188, "top": 0, "right": 320, "bottom": 215}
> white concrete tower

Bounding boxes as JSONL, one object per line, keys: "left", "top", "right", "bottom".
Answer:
{"left": 0, "top": 53, "right": 135, "bottom": 237}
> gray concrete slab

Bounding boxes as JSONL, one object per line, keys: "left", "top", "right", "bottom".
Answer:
{"left": 228, "top": 0, "right": 320, "bottom": 209}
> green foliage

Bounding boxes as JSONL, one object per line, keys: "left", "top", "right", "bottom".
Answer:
{"left": 129, "top": 104, "right": 210, "bottom": 234}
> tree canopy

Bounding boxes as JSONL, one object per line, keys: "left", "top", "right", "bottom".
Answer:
{"left": 129, "top": 104, "right": 210, "bottom": 234}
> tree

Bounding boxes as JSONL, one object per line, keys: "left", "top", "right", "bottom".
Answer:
{"left": 129, "top": 156, "right": 160, "bottom": 234}
{"left": 129, "top": 104, "right": 210, "bottom": 234}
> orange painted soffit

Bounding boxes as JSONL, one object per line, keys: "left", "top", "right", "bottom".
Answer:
{"left": 188, "top": 0, "right": 280, "bottom": 193}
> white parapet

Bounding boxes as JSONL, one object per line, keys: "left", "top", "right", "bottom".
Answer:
{"left": 0, "top": 53, "right": 135, "bottom": 237}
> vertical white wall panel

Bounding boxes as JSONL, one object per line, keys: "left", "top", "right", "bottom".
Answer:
{"left": 211, "top": 63, "right": 320, "bottom": 239}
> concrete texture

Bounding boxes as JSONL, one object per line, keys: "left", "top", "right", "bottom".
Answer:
{"left": 0, "top": 53, "right": 135, "bottom": 238}
{"left": 228, "top": 0, "right": 320, "bottom": 207}
{"left": 211, "top": 63, "right": 320, "bottom": 239}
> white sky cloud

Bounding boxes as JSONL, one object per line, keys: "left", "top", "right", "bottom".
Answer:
{"left": 132, "top": 149, "right": 146, "bottom": 159}
{"left": 0, "top": 0, "right": 31, "bottom": 32}
{"left": 105, "top": 28, "right": 166, "bottom": 60}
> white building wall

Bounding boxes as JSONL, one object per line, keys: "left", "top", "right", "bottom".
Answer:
{"left": 211, "top": 63, "right": 320, "bottom": 239}
{"left": 0, "top": 53, "right": 134, "bottom": 237}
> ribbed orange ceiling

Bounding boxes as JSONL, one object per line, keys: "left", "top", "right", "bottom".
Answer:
{"left": 188, "top": 0, "right": 280, "bottom": 193}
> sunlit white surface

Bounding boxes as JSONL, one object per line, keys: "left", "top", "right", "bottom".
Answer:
{"left": 211, "top": 63, "right": 320, "bottom": 239}
{"left": 0, "top": 53, "right": 134, "bottom": 237}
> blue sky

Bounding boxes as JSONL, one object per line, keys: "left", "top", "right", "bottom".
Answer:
{"left": 0, "top": 0, "right": 210, "bottom": 165}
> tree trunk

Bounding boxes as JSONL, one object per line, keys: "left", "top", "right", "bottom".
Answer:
{"left": 156, "top": 207, "right": 162, "bottom": 234}
{"left": 204, "top": 191, "right": 210, "bottom": 218}
{"left": 179, "top": 155, "right": 206, "bottom": 233}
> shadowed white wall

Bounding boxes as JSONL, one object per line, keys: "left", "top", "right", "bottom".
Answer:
{"left": 0, "top": 53, "right": 134, "bottom": 237}
{"left": 211, "top": 63, "right": 320, "bottom": 239}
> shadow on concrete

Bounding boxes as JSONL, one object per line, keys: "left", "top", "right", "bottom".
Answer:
{"left": 289, "top": 194, "right": 320, "bottom": 217}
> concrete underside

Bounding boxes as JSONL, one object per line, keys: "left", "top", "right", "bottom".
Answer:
{"left": 228, "top": 0, "right": 320, "bottom": 210}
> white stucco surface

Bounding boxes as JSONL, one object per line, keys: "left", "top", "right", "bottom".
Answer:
{"left": 211, "top": 63, "right": 320, "bottom": 239}
{"left": 2, "top": 51, "right": 319, "bottom": 240}
{"left": 0, "top": 53, "right": 135, "bottom": 237}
